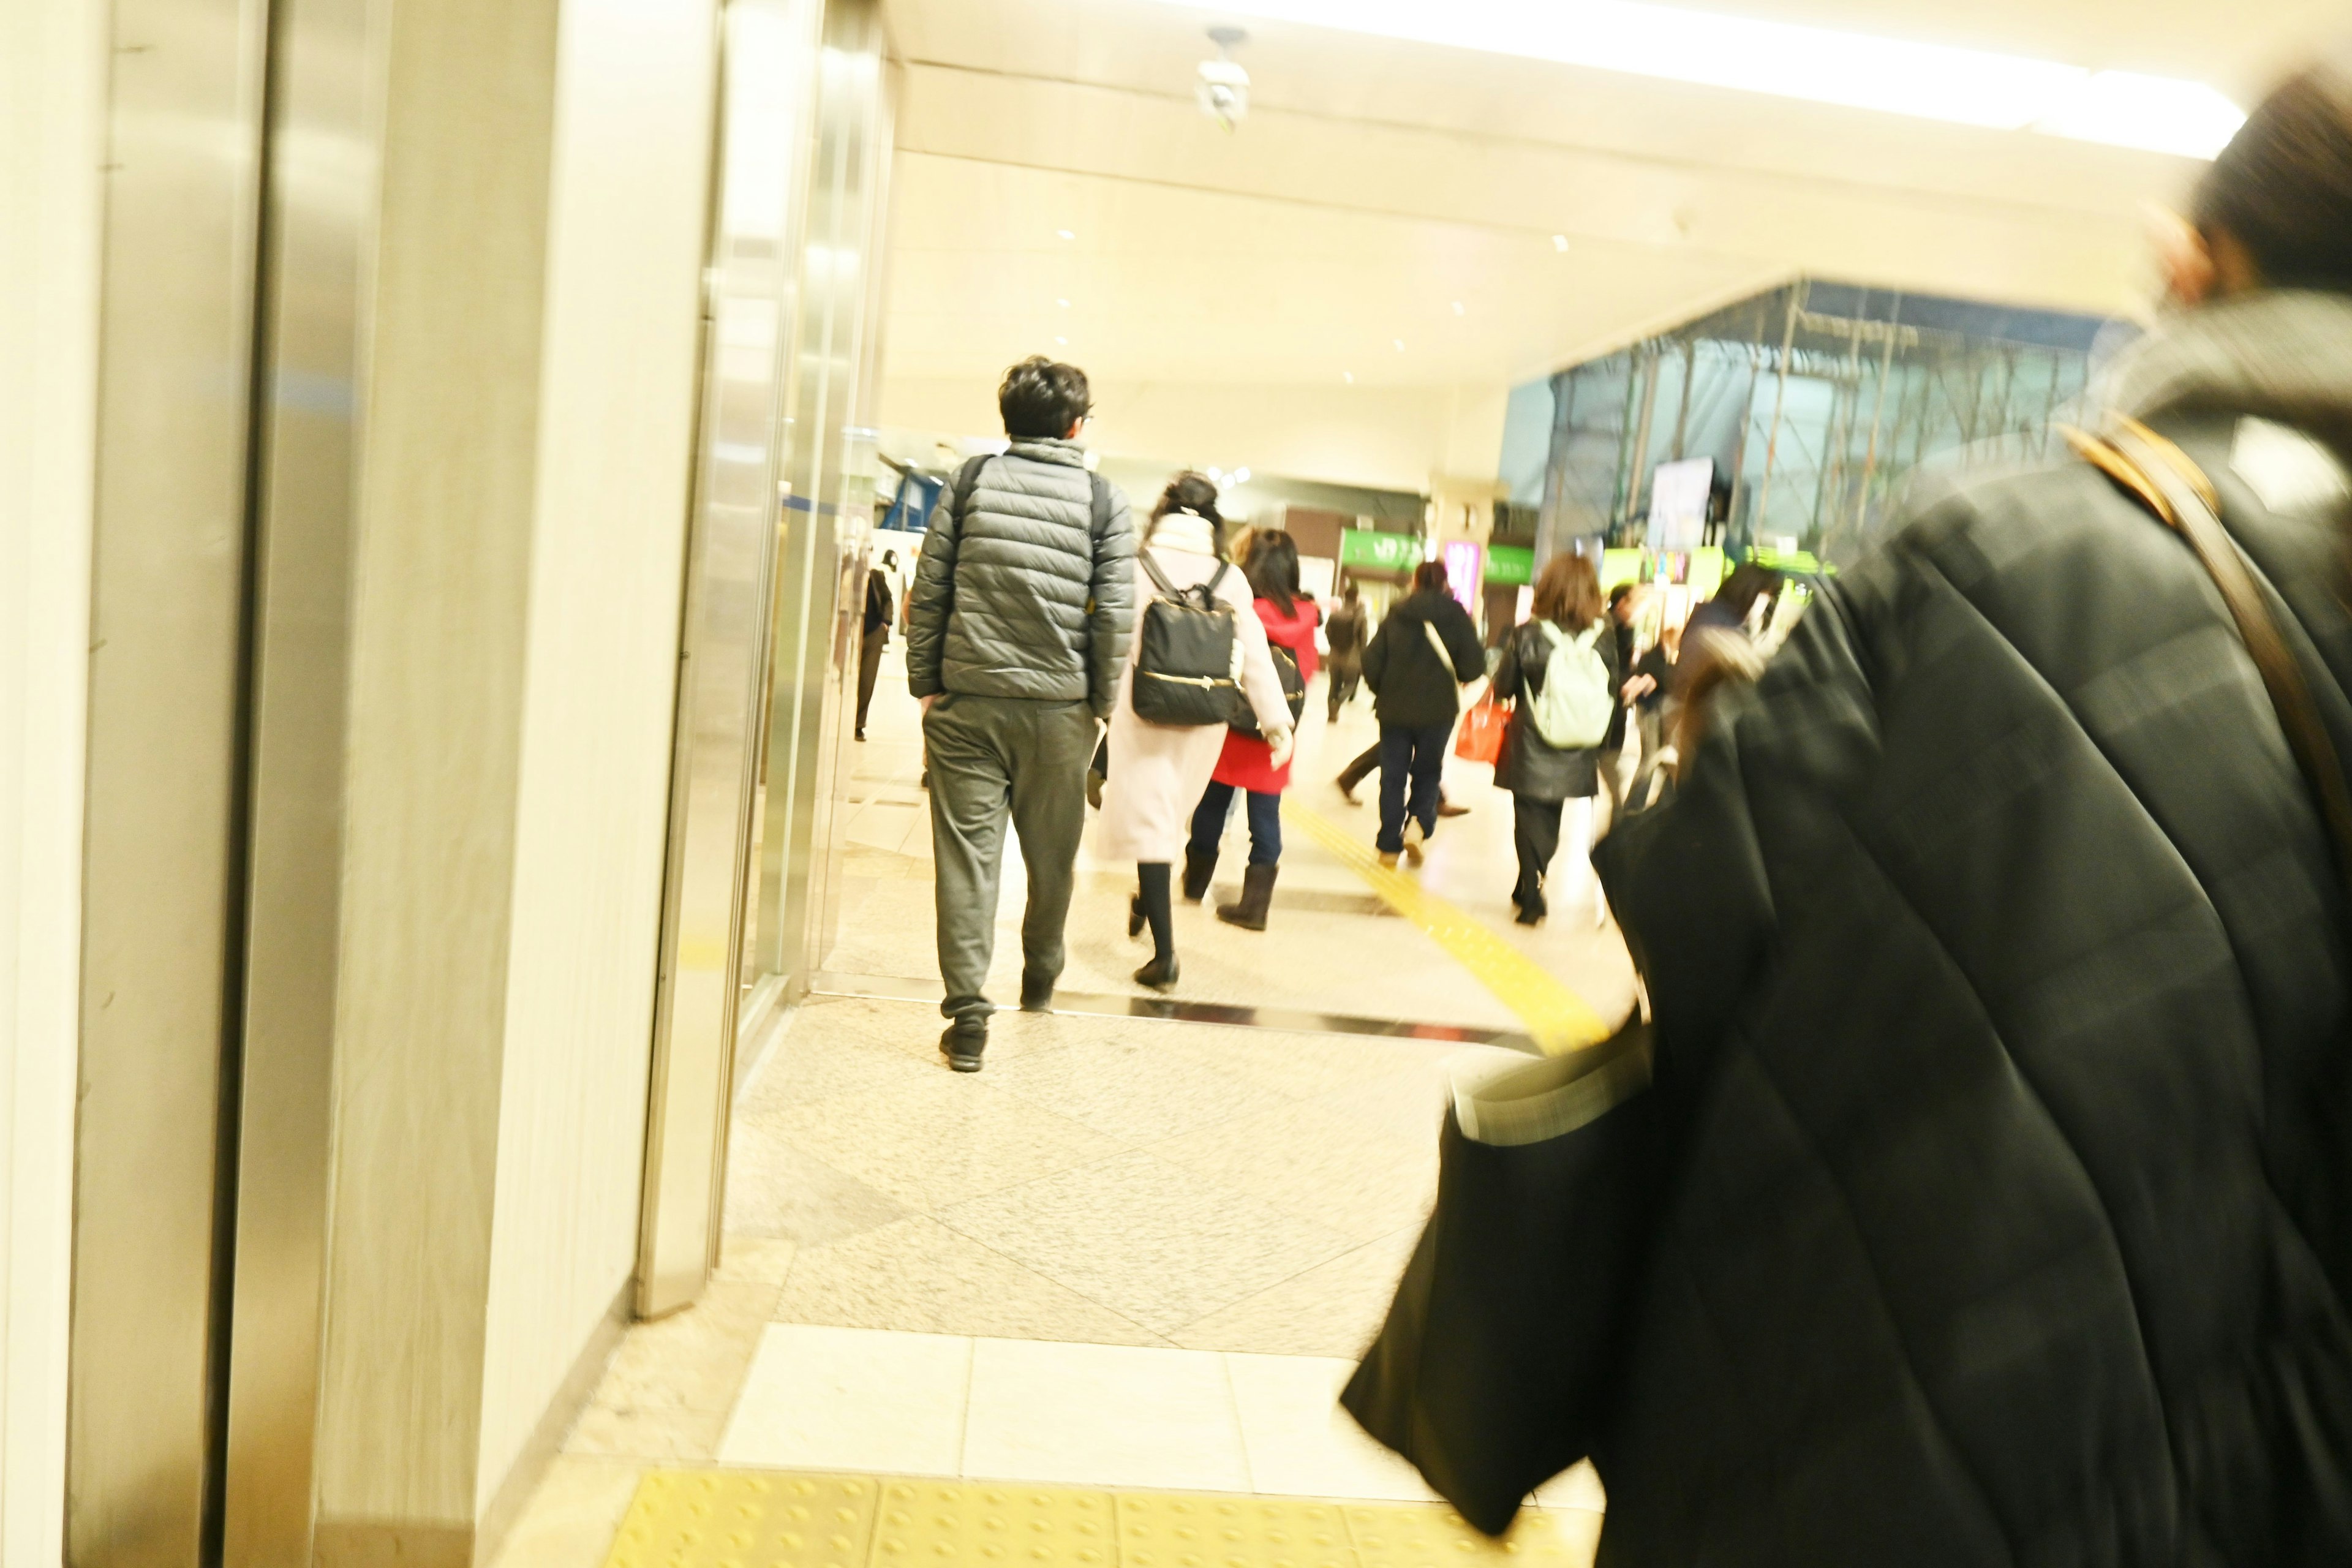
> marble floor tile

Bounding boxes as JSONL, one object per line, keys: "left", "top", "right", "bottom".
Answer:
{"left": 484, "top": 1455, "right": 643, "bottom": 1568}
{"left": 1146, "top": 1100, "right": 1438, "bottom": 1243}
{"left": 1225, "top": 1352, "right": 1438, "bottom": 1502}
{"left": 938, "top": 1150, "right": 1355, "bottom": 1335}
{"left": 713, "top": 1237, "right": 797, "bottom": 1286}
{"left": 1306, "top": 1063, "right": 1456, "bottom": 1148}
{"left": 1160, "top": 1027, "right": 1460, "bottom": 1104}
{"left": 719, "top": 1324, "right": 971, "bottom": 1476}
{"left": 564, "top": 1399, "right": 730, "bottom": 1464}
{"left": 1170, "top": 1229, "right": 1420, "bottom": 1359}
{"left": 978, "top": 1035, "right": 1284, "bottom": 1145}
{"left": 722, "top": 1123, "right": 911, "bottom": 1246}
{"left": 587, "top": 1280, "right": 775, "bottom": 1416}
{"left": 768, "top": 1076, "right": 1124, "bottom": 1213}
{"left": 736, "top": 1016, "right": 943, "bottom": 1113}
{"left": 772, "top": 1214, "right": 1166, "bottom": 1347}
{"left": 962, "top": 1337, "right": 1249, "bottom": 1491}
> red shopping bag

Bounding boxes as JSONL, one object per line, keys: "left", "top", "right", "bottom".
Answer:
{"left": 1455, "top": 701, "right": 1507, "bottom": 766}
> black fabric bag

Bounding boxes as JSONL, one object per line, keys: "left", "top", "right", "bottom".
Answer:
{"left": 1131, "top": 551, "right": 1241, "bottom": 726}
{"left": 1228, "top": 644, "right": 1305, "bottom": 737}
{"left": 1341, "top": 1019, "right": 1680, "bottom": 1537}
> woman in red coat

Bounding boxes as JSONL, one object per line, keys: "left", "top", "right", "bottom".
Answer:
{"left": 1183, "top": 530, "right": 1317, "bottom": 930}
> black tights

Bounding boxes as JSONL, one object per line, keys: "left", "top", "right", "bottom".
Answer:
{"left": 1136, "top": 862, "right": 1174, "bottom": 961}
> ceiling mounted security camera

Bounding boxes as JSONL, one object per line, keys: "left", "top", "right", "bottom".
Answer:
{"left": 1197, "top": 26, "right": 1250, "bottom": 131}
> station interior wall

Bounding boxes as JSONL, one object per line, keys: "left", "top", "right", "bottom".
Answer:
{"left": 0, "top": 0, "right": 102, "bottom": 1559}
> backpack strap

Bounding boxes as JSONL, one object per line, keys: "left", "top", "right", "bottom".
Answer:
{"left": 948, "top": 453, "right": 989, "bottom": 527}
{"left": 1138, "top": 548, "right": 1180, "bottom": 599}
{"left": 1205, "top": 560, "right": 1230, "bottom": 598}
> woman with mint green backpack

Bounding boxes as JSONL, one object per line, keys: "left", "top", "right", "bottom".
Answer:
{"left": 1490, "top": 551, "right": 1620, "bottom": 925}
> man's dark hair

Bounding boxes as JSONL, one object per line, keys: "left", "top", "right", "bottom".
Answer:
{"left": 998, "top": 356, "right": 1093, "bottom": 439}
{"left": 2196, "top": 55, "right": 2352, "bottom": 293}
{"left": 1412, "top": 560, "right": 1452, "bottom": 595}
{"left": 1608, "top": 582, "right": 1637, "bottom": 609}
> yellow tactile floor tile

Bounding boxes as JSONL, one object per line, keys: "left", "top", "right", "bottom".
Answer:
{"left": 600, "top": 1471, "right": 1596, "bottom": 1568}
{"left": 870, "top": 1477, "right": 1117, "bottom": 1567}
{"left": 1117, "top": 1491, "right": 1354, "bottom": 1568}
{"left": 1340, "top": 1502, "right": 1596, "bottom": 1567}
{"left": 603, "top": 1470, "right": 880, "bottom": 1568}
{"left": 1282, "top": 801, "right": 1611, "bottom": 1056}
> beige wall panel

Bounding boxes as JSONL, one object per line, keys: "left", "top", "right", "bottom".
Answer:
{"left": 0, "top": 0, "right": 105, "bottom": 1557}
{"left": 315, "top": 0, "right": 562, "bottom": 1531}
{"left": 475, "top": 0, "right": 719, "bottom": 1510}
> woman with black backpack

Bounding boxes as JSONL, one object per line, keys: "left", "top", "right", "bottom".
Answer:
{"left": 1489, "top": 552, "right": 1620, "bottom": 927}
{"left": 1096, "top": 475, "right": 1295, "bottom": 990}
{"left": 1182, "top": 530, "right": 1317, "bottom": 930}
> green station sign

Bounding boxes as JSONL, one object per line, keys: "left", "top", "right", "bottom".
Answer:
{"left": 1336, "top": 529, "right": 1425, "bottom": 575}
{"left": 1483, "top": 545, "right": 1534, "bottom": 588}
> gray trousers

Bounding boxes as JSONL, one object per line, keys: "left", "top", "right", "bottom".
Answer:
{"left": 923, "top": 693, "right": 1096, "bottom": 1023}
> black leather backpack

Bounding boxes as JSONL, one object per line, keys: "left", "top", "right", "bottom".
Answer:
{"left": 1131, "top": 551, "right": 1240, "bottom": 726}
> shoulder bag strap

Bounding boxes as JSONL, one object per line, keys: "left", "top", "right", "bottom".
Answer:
{"left": 1205, "top": 560, "right": 1229, "bottom": 598}
{"left": 2069, "top": 417, "right": 2352, "bottom": 903}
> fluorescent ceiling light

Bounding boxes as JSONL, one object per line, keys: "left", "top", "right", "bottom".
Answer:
{"left": 1551, "top": 234, "right": 1570, "bottom": 251}
{"left": 1147, "top": 0, "right": 2244, "bottom": 157}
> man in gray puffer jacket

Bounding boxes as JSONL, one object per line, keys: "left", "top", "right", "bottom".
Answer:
{"left": 907, "top": 357, "right": 1135, "bottom": 1070}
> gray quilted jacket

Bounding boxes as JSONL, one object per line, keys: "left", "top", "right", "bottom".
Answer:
{"left": 904, "top": 438, "right": 1136, "bottom": 718}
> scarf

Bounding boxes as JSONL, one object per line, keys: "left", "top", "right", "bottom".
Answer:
{"left": 1148, "top": 510, "right": 1221, "bottom": 559}
{"left": 2098, "top": 290, "right": 2352, "bottom": 464}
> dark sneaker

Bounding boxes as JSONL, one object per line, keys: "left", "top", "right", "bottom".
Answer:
{"left": 939, "top": 1023, "right": 986, "bottom": 1073}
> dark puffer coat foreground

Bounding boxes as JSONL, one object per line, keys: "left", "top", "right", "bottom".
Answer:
{"left": 1591, "top": 291, "right": 2352, "bottom": 1566}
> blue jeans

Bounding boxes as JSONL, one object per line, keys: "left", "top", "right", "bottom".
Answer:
{"left": 1377, "top": 722, "right": 1450, "bottom": 853}
{"left": 1188, "top": 781, "right": 1283, "bottom": 866}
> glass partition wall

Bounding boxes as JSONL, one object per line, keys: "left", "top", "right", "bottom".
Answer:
{"left": 735, "top": 0, "right": 894, "bottom": 1073}
{"left": 1521, "top": 281, "right": 2122, "bottom": 570}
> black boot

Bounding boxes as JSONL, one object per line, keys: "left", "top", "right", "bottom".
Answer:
{"left": 1181, "top": 845, "right": 1218, "bottom": 903}
{"left": 938, "top": 1019, "right": 986, "bottom": 1073}
{"left": 1133, "top": 952, "right": 1180, "bottom": 990}
{"left": 1216, "top": 864, "right": 1278, "bottom": 932}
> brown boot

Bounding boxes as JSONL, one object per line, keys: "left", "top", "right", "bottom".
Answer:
{"left": 1215, "top": 864, "right": 1278, "bottom": 932}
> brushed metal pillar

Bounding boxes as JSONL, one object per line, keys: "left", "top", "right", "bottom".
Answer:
{"left": 71, "top": 0, "right": 270, "bottom": 1562}
{"left": 221, "top": 0, "right": 372, "bottom": 1556}
{"left": 638, "top": 0, "right": 826, "bottom": 1319}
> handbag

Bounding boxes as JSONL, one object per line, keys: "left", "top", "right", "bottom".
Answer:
{"left": 1229, "top": 643, "right": 1307, "bottom": 739}
{"left": 1131, "top": 551, "right": 1242, "bottom": 726}
{"left": 1453, "top": 699, "right": 1506, "bottom": 766}
{"left": 1341, "top": 1019, "right": 1675, "bottom": 1537}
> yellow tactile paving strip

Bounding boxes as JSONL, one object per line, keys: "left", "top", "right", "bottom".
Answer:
{"left": 602, "top": 1471, "right": 1597, "bottom": 1568}
{"left": 1282, "top": 801, "right": 1611, "bottom": 1057}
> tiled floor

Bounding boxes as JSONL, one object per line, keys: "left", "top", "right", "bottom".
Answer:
{"left": 489, "top": 662, "right": 1630, "bottom": 1568}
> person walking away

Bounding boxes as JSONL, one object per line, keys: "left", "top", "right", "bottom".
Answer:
{"left": 1597, "top": 582, "right": 1648, "bottom": 812}
{"left": 1097, "top": 475, "right": 1293, "bottom": 990}
{"left": 905, "top": 356, "right": 1134, "bottom": 1072}
{"left": 1185, "top": 530, "right": 1317, "bottom": 930}
{"left": 1490, "top": 554, "right": 1620, "bottom": 926}
{"left": 1360, "top": 559, "right": 1485, "bottom": 867}
{"left": 855, "top": 555, "right": 895, "bottom": 740}
{"left": 1324, "top": 579, "right": 1367, "bottom": 722}
{"left": 1624, "top": 617, "right": 1679, "bottom": 802}
{"left": 1564, "top": 61, "right": 2352, "bottom": 1562}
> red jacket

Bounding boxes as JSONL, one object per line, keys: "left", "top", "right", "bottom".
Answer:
{"left": 1213, "top": 597, "right": 1321, "bottom": 794}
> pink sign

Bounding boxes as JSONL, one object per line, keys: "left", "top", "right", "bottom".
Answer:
{"left": 1442, "top": 540, "right": 1483, "bottom": 612}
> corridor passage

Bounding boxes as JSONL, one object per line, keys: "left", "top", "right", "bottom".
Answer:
{"left": 489, "top": 655, "right": 1632, "bottom": 1567}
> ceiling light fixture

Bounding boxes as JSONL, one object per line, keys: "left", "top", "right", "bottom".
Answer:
{"left": 1552, "top": 234, "right": 1570, "bottom": 252}
{"left": 1140, "top": 0, "right": 2245, "bottom": 157}
{"left": 1056, "top": 228, "right": 1076, "bottom": 240}
{"left": 1234, "top": 467, "right": 1253, "bottom": 484}
{"left": 1393, "top": 339, "right": 1406, "bottom": 351}
{"left": 1451, "top": 301, "right": 1466, "bottom": 315}
{"left": 1055, "top": 335, "right": 1069, "bottom": 345}
{"left": 1057, "top": 297, "right": 1071, "bottom": 307}
{"left": 1343, "top": 372, "right": 1355, "bottom": 383}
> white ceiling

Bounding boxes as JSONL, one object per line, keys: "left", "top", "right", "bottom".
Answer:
{"left": 878, "top": 0, "right": 2345, "bottom": 393}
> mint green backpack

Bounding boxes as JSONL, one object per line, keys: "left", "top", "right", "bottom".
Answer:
{"left": 1528, "top": 620, "right": 1612, "bottom": 749}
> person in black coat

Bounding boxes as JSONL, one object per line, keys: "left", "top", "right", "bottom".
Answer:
{"left": 854, "top": 552, "right": 898, "bottom": 740}
{"left": 1491, "top": 553, "right": 1621, "bottom": 926}
{"left": 1360, "top": 560, "right": 1485, "bottom": 865}
{"left": 1584, "top": 61, "right": 2352, "bottom": 1564}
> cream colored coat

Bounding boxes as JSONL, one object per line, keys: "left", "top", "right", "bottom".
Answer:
{"left": 1095, "top": 513, "right": 1292, "bottom": 864}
